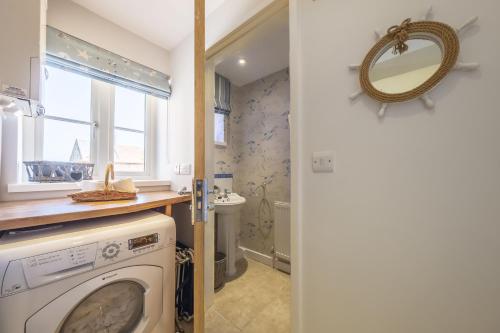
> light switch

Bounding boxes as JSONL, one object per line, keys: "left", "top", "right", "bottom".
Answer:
{"left": 312, "top": 151, "right": 334, "bottom": 173}
{"left": 180, "top": 163, "right": 191, "bottom": 175}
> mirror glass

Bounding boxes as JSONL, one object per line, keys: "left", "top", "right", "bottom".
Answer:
{"left": 369, "top": 38, "right": 443, "bottom": 94}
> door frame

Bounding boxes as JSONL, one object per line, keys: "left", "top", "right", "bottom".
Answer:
{"left": 202, "top": 1, "right": 301, "bottom": 333}
{"left": 205, "top": 0, "right": 289, "bottom": 60}
{"left": 193, "top": 0, "right": 206, "bottom": 332}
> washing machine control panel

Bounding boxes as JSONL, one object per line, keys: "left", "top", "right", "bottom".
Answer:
{"left": 102, "top": 243, "right": 121, "bottom": 259}
{"left": 94, "top": 232, "right": 162, "bottom": 268}
{"left": 1, "top": 230, "right": 166, "bottom": 297}
{"left": 2, "top": 243, "right": 98, "bottom": 296}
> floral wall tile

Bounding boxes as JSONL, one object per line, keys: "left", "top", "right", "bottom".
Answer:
{"left": 214, "top": 68, "right": 290, "bottom": 256}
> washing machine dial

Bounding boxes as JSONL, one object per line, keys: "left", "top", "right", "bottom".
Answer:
{"left": 102, "top": 243, "right": 120, "bottom": 259}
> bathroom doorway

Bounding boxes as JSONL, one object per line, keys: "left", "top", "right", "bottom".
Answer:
{"left": 205, "top": 2, "right": 291, "bottom": 332}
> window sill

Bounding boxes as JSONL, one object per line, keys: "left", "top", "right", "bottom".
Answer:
{"left": 8, "top": 180, "right": 171, "bottom": 193}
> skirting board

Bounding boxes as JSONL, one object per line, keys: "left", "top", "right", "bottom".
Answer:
{"left": 275, "top": 258, "right": 291, "bottom": 274}
{"left": 239, "top": 246, "right": 291, "bottom": 274}
{"left": 239, "top": 246, "right": 273, "bottom": 267}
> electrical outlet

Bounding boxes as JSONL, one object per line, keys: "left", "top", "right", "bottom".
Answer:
{"left": 312, "top": 151, "right": 334, "bottom": 173}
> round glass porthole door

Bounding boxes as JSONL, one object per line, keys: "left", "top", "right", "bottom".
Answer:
{"left": 60, "top": 281, "right": 145, "bottom": 333}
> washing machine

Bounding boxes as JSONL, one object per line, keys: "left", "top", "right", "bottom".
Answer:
{"left": 0, "top": 210, "right": 176, "bottom": 333}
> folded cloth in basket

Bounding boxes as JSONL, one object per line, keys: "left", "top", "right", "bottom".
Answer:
{"left": 79, "top": 177, "right": 138, "bottom": 193}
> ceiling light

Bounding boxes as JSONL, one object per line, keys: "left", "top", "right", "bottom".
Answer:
{"left": 238, "top": 59, "right": 247, "bottom": 66}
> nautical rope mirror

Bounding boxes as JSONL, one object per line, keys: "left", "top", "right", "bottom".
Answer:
{"left": 349, "top": 7, "right": 479, "bottom": 117}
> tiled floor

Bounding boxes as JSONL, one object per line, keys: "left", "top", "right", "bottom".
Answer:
{"left": 180, "top": 258, "right": 291, "bottom": 333}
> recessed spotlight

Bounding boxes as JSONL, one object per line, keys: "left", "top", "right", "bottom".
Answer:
{"left": 238, "top": 59, "right": 247, "bottom": 66}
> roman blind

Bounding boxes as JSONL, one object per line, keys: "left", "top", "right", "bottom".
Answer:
{"left": 214, "top": 73, "right": 231, "bottom": 115}
{"left": 45, "top": 26, "right": 172, "bottom": 99}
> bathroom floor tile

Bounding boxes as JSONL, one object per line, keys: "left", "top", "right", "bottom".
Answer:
{"left": 177, "top": 258, "right": 291, "bottom": 333}
{"left": 241, "top": 298, "right": 291, "bottom": 333}
{"left": 206, "top": 308, "right": 242, "bottom": 333}
{"left": 211, "top": 258, "right": 291, "bottom": 332}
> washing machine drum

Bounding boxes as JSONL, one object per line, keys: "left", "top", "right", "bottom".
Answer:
{"left": 26, "top": 266, "right": 163, "bottom": 333}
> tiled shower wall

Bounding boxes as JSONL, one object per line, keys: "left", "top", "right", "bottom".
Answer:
{"left": 215, "top": 68, "right": 290, "bottom": 256}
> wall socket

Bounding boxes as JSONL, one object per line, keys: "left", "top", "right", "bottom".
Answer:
{"left": 175, "top": 163, "right": 192, "bottom": 175}
{"left": 312, "top": 151, "right": 334, "bottom": 173}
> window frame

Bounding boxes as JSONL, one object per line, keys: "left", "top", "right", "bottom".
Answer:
{"left": 31, "top": 66, "right": 159, "bottom": 180}
{"left": 109, "top": 88, "right": 156, "bottom": 179}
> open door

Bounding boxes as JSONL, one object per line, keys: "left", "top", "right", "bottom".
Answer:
{"left": 193, "top": 0, "right": 206, "bottom": 332}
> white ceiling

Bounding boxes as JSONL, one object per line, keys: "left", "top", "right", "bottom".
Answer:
{"left": 214, "top": 8, "right": 289, "bottom": 87}
{"left": 71, "top": 0, "right": 228, "bottom": 50}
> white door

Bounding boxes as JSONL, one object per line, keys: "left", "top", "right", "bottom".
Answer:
{"left": 26, "top": 266, "right": 163, "bottom": 333}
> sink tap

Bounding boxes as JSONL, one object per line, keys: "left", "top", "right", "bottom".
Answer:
{"left": 223, "top": 189, "right": 230, "bottom": 198}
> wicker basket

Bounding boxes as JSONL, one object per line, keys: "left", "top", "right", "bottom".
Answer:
{"left": 68, "top": 164, "right": 137, "bottom": 202}
{"left": 214, "top": 252, "right": 227, "bottom": 291}
{"left": 23, "top": 161, "right": 94, "bottom": 182}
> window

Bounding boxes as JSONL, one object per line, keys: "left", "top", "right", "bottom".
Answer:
{"left": 214, "top": 113, "right": 227, "bottom": 146}
{"left": 42, "top": 66, "right": 93, "bottom": 162}
{"left": 214, "top": 73, "right": 231, "bottom": 146}
{"left": 114, "top": 86, "right": 146, "bottom": 173}
{"left": 34, "top": 65, "right": 160, "bottom": 179}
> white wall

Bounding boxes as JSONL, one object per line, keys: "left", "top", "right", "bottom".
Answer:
{"left": 166, "top": 0, "right": 275, "bottom": 191}
{"left": 291, "top": 1, "right": 500, "bottom": 332}
{"left": 166, "top": 34, "right": 195, "bottom": 192}
{"left": 47, "top": 0, "right": 170, "bottom": 74}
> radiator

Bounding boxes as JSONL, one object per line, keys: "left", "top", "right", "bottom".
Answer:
{"left": 273, "top": 201, "right": 291, "bottom": 272}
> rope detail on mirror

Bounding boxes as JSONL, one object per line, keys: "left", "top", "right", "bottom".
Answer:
{"left": 387, "top": 18, "right": 412, "bottom": 55}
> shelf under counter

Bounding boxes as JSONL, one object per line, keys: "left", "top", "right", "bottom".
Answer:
{"left": 0, "top": 191, "right": 191, "bottom": 231}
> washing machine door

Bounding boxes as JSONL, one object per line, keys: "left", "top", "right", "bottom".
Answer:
{"left": 26, "top": 265, "right": 163, "bottom": 333}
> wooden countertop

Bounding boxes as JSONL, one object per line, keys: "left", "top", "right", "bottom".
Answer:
{"left": 0, "top": 191, "right": 191, "bottom": 231}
